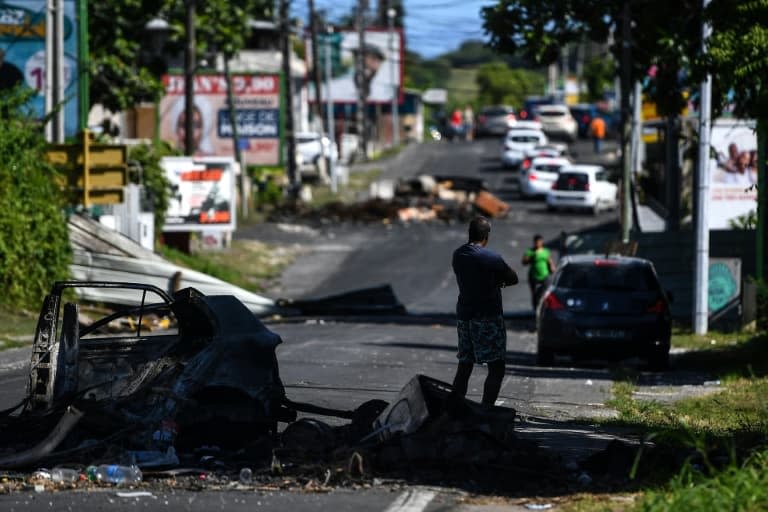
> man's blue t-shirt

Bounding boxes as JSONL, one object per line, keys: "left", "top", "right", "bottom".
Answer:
{"left": 452, "top": 243, "right": 518, "bottom": 320}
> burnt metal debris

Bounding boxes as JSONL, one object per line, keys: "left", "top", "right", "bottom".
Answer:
{"left": 267, "top": 174, "right": 510, "bottom": 225}
{"left": 0, "top": 281, "right": 563, "bottom": 494}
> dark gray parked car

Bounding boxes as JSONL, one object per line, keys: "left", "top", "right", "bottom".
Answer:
{"left": 475, "top": 105, "right": 516, "bottom": 137}
{"left": 536, "top": 255, "right": 672, "bottom": 370}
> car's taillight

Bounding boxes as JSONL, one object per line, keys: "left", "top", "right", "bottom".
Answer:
{"left": 647, "top": 299, "right": 666, "bottom": 313}
{"left": 594, "top": 259, "right": 619, "bottom": 266}
{"left": 528, "top": 173, "right": 538, "bottom": 181}
{"left": 541, "top": 292, "right": 565, "bottom": 310}
{"left": 522, "top": 158, "right": 531, "bottom": 170}
{"left": 520, "top": 111, "right": 528, "bottom": 119}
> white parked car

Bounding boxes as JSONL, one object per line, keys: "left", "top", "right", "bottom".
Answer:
{"left": 536, "top": 104, "right": 578, "bottom": 142}
{"left": 508, "top": 120, "right": 543, "bottom": 132}
{"left": 546, "top": 165, "right": 618, "bottom": 214}
{"left": 523, "top": 143, "right": 569, "bottom": 160}
{"left": 519, "top": 156, "right": 571, "bottom": 198}
{"left": 296, "top": 132, "right": 339, "bottom": 182}
{"left": 500, "top": 129, "right": 548, "bottom": 168}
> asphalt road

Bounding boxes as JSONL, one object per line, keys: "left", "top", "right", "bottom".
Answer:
{"left": 0, "top": 136, "right": 718, "bottom": 511}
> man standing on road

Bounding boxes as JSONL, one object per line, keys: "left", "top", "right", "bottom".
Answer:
{"left": 522, "top": 234, "right": 556, "bottom": 312}
{"left": 450, "top": 217, "right": 518, "bottom": 410}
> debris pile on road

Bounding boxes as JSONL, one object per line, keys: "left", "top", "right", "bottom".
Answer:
{"left": 268, "top": 174, "right": 510, "bottom": 224}
{"left": 0, "top": 281, "right": 565, "bottom": 495}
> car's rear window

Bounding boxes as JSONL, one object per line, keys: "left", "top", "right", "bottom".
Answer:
{"left": 538, "top": 110, "right": 566, "bottom": 117}
{"left": 555, "top": 172, "right": 589, "bottom": 190}
{"left": 532, "top": 164, "right": 563, "bottom": 173}
{"left": 510, "top": 135, "right": 541, "bottom": 143}
{"left": 556, "top": 263, "right": 659, "bottom": 291}
{"left": 482, "top": 108, "right": 512, "bottom": 117}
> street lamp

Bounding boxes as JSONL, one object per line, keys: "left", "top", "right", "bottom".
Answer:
{"left": 387, "top": 7, "right": 399, "bottom": 147}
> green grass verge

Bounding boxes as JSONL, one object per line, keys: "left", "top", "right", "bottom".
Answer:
{"left": 0, "top": 305, "right": 38, "bottom": 349}
{"left": 159, "top": 239, "right": 299, "bottom": 294}
{"left": 305, "top": 168, "right": 383, "bottom": 207}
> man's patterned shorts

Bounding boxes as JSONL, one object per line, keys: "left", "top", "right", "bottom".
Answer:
{"left": 456, "top": 315, "right": 507, "bottom": 363}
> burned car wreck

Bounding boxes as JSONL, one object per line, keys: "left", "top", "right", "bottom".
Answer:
{"left": 0, "top": 281, "right": 557, "bottom": 493}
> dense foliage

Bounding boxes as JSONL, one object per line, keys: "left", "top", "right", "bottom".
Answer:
{"left": 126, "top": 142, "right": 177, "bottom": 238}
{"left": 475, "top": 61, "right": 544, "bottom": 108}
{"left": 0, "top": 89, "right": 71, "bottom": 309}
{"left": 89, "top": 0, "right": 272, "bottom": 112}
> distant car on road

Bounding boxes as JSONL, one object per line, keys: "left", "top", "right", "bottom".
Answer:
{"left": 536, "top": 104, "right": 578, "bottom": 142}
{"left": 546, "top": 165, "right": 617, "bottom": 214}
{"left": 536, "top": 255, "right": 672, "bottom": 370}
{"left": 519, "top": 95, "right": 557, "bottom": 121}
{"left": 569, "top": 103, "right": 598, "bottom": 139}
{"left": 518, "top": 156, "right": 571, "bottom": 198}
{"left": 296, "top": 131, "right": 339, "bottom": 182}
{"left": 475, "top": 105, "right": 516, "bottom": 137}
{"left": 500, "top": 129, "right": 548, "bottom": 168}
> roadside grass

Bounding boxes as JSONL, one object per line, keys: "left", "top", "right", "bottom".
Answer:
{"left": 159, "top": 239, "right": 299, "bottom": 293}
{"left": 305, "top": 168, "right": 382, "bottom": 207}
{"left": 564, "top": 330, "right": 768, "bottom": 511}
{"left": 0, "top": 305, "right": 38, "bottom": 349}
{"left": 670, "top": 327, "right": 754, "bottom": 351}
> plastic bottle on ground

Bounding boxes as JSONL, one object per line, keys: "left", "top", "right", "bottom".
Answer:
{"left": 92, "top": 464, "right": 142, "bottom": 484}
{"left": 239, "top": 467, "right": 253, "bottom": 484}
{"left": 51, "top": 467, "right": 80, "bottom": 483}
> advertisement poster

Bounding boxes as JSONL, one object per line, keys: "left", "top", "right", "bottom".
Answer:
{"left": 159, "top": 74, "right": 282, "bottom": 166}
{"left": 160, "top": 156, "right": 236, "bottom": 233}
{"left": 307, "top": 29, "right": 403, "bottom": 104}
{"left": 0, "top": 1, "right": 79, "bottom": 136}
{"left": 708, "top": 119, "right": 757, "bottom": 229}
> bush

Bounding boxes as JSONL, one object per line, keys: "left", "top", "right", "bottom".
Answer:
{"left": 126, "top": 142, "right": 178, "bottom": 239}
{"left": 0, "top": 88, "right": 71, "bottom": 309}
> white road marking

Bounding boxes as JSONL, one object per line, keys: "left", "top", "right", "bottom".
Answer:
{"left": 383, "top": 489, "right": 436, "bottom": 512}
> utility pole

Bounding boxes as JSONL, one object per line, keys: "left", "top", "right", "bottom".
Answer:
{"left": 45, "top": 0, "right": 64, "bottom": 142}
{"left": 184, "top": 0, "right": 196, "bottom": 155}
{"left": 224, "top": 56, "right": 249, "bottom": 218}
{"left": 324, "top": 28, "right": 337, "bottom": 193}
{"left": 354, "top": 0, "right": 368, "bottom": 161}
{"left": 280, "top": 0, "right": 299, "bottom": 197}
{"left": 619, "top": 1, "right": 633, "bottom": 242}
{"left": 694, "top": 0, "right": 713, "bottom": 334}
{"left": 388, "top": 7, "right": 399, "bottom": 147}
{"left": 308, "top": 0, "right": 323, "bottom": 130}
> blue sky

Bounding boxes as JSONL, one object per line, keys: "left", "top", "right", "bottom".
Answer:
{"left": 293, "top": 0, "right": 494, "bottom": 58}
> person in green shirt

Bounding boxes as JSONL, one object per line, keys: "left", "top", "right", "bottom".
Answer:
{"left": 521, "top": 234, "right": 556, "bottom": 311}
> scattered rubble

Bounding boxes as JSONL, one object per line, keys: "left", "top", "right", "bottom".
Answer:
{"left": 0, "top": 281, "right": 568, "bottom": 496}
{"left": 268, "top": 175, "right": 510, "bottom": 225}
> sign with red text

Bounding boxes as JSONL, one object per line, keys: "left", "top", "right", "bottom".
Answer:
{"left": 159, "top": 74, "right": 282, "bottom": 166}
{"left": 160, "top": 156, "right": 237, "bottom": 233}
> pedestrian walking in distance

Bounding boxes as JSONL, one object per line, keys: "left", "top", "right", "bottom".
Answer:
{"left": 449, "top": 216, "right": 518, "bottom": 411}
{"left": 522, "top": 234, "right": 555, "bottom": 312}
{"left": 590, "top": 115, "right": 606, "bottom": 154}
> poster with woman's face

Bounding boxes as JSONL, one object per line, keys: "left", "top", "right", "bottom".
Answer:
{"left": 708, "top": 120, "right": 757, "bottom": 229}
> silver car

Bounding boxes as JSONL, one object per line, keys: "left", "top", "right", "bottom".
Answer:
{"left": 475, "top": 105, "right": 517, "bottom": 137}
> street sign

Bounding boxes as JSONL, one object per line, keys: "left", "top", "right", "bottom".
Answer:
{"left": 46, "top": 130, "right": 127, "bottom": 206}
{"left": 422, "top": 88, "right": 447, "bottom": 104}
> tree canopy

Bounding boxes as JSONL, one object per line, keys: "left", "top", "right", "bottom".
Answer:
{"left": 480, "top": 0, "right": 700, "bottom": 118}
{"left": 475, "top": 61, "right": 544, "bottom": 108}
{"left": 89, "top": 0, "right": 272, "bottom": 113}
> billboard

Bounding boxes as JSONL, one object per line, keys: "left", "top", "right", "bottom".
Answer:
{"left": 0, "top": 1, "right": 79, "bottom": 136}
{"left": 159, "top": 74, "right": 282, "bottom": 166}
{"left": 708, "top": 119, "right": 757, "bottom": 229}
{"left": 160, "top": 156, "right": 237, "bottom": 233}
{"left": 307, "top": 29, "right": 403, "bottom": 104}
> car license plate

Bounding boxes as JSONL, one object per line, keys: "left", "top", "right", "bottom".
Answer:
{"left": 584, "top": 329, "right": 625, "bottom": 339}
